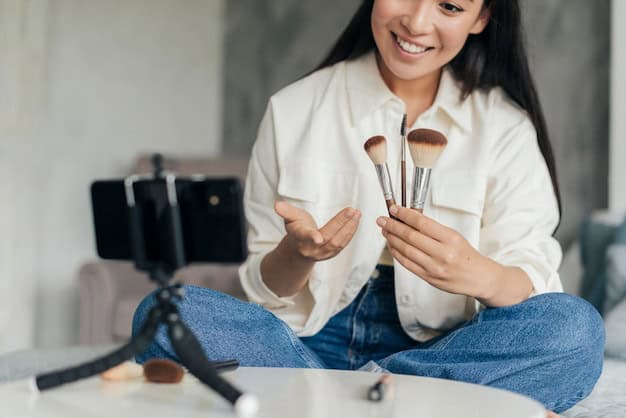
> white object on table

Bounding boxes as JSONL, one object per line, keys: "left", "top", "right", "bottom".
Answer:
{"left": 0, "top": 367, "right": 545, "bottom": 418}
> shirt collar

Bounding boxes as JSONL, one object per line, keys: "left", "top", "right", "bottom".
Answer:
{"left": 345, "top": 51, "right": 472, "bottom": 132}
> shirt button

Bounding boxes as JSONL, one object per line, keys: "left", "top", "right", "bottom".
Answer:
{"left": 400, "top": 294, "right": 411, "bottom": 304}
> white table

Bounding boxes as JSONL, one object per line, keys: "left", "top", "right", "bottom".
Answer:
{"left": 0, "top": 367, "right": 545, "bottom": 418}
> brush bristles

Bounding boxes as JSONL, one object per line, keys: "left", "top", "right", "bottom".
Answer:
{"left": 407, "top": 129, "right": 447, "bottom": 168}
{"left": 364, "top": 135, "right": 388, "bottom": 165}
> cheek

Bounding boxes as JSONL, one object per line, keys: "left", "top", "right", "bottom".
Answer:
{"left": 371, "top": 0, "right": 399, "bottom": 38}
{"left": 436, "top": 21, "right": 473, "bottom": 55}
{"left": 372, "top": 0, "right": 397, "bottom": 21}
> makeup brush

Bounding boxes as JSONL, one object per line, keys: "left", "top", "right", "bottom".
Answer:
{"left": 367, "top": 374, "right": 395, "bottom": 402}
{"left": 401, "top": 114, "right": 407, "bottom": 207}
{"left": 143, "top": 358, "right": 185, "bottom": 384}
{"left": 407, "top": 128, "right": 448, "bottom": 213}
{"left": 364, "top": 135, "right": 397, "bottom": 215}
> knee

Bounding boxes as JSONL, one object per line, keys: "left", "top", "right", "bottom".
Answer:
{"left": 132, "top": 285, "right": 219, "bottom": 335}
{"left": 533, "top": 293, "right": 605, "bottom": 370}
{"left": 132, "top": 288, "right": 160, "bottom": 338}
{"left": 513, "top": 294, "right": 605, "bottom": 412}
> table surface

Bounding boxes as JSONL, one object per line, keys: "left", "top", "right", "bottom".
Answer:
{"left": 0, "top": 367, "right": 545, "bottom": 418}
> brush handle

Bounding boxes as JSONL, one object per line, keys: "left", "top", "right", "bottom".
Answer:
{"left": 385, "top": 199, "right": 397, "bottom": 216}
{"left": 401, "top": 160, "right": 406, "bottom": 207}
{"left": 411, "top": 167, "right": 431, "bottom": 211}
{"left": 385, "top": 199, "right": 403, "bottom": 221}
{"left": 375, "top": 164, "right": 395, "bottom": 201}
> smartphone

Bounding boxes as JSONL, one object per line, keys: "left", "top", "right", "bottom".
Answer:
{"left": 90, "top": 177, "right": 247, "bottom": 264}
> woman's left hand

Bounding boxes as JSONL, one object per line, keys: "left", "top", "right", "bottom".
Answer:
{"left": 376, "top": 205, "right": 502, "bottom": 300}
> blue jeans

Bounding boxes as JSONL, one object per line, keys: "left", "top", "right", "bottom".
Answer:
{"left": 132, "top": 265, "right": 604, "bottom": 413}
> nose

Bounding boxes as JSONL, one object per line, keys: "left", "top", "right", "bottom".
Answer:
{"left": 401, "top": 1, "right": 434, "bottom": 35}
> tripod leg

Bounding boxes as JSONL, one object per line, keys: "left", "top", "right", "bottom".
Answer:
{"left": 34, "top": 305, "right": 161, "bottom": 391}
{"left": 166, "top": 311, "right": 259, "bottom": 416}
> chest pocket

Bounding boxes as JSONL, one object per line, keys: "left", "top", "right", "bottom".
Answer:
{"left": 429, "top": 172, "right": 485, "bottom": 245}
{"left": 277, "top": 162, "right": 359, "bottom": 225}
{"left": 431, "top": 172, "right": 485, "bottom": 217}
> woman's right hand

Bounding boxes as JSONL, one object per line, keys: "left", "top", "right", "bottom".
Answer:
{"left": 274, "top": 200, "right": 361, "bottom": 261}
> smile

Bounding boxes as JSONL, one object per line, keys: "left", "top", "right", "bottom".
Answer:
{"left": 392, "top": 32, "right": 433, "bottom": 55}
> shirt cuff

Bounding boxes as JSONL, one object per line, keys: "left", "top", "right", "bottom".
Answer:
{"left": 517, "top": 263, "right": 562, "bottom": 296}
{"left": 239, "top": 253, "right": 297, "bottom": 309}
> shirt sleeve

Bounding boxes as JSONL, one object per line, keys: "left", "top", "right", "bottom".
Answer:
{"left": 238, "top": 101, "right": 298, "bottom": 308}
{"left": 479, "top": 117, "right": 563, "bottom": 296}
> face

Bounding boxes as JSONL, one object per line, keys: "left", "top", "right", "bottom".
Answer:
{"left": 371, "top": 0, "right": 490, "bottom": 83}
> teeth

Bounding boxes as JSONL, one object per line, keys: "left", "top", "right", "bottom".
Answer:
{"left": 395, "top": 34, "right": 428, "bottom": 54}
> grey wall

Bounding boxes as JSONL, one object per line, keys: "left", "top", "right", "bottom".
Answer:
{"left": 223, "top": 0, "right": 361, "bottom": 156}
{"left": 224, "top": 1, "right": 610, "bottom": 245}
{"left": 523, "top": 1, "right": 610, "bottom": 245}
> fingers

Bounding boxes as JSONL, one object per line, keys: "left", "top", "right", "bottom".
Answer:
{"left": 277, "top": 202, "right": 360, "bottom": 259}
{"left": 286, "top": 222, "right": 324, "bottom": 245}
{"left": 388, "top": 246, "right": 450, "bottom": 293}
{"left": 274, "top": 200, "right": 312, "bottom": 224}
{"left": 321, "top": 210, "right": 361, "bottom": 251}
{"left": 301, "top": 208, "right": 361, "bottom": 260}
{"left": 388, "top": 206, "right": 450, "bottom": 242}
{"left": 383, "top": 231, "right": 440, "bottom": 274}
{"left": 294, "top": 227, "right": 324, "bottom": 245}
{"left": 387, "top": 246, "right": 433, "bottom": 283}
{"left": 319, "top": 207, "right": 359, "bottom": 239}
{"left": 376, "top": 215, "right": 442, "bottom": 257}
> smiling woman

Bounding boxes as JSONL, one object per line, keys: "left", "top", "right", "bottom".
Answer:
{"left": 372, "top": 0, "right": 490, "bottom": 107}
{"left": 135, "top": 0, "right": 606, "bottom": 415}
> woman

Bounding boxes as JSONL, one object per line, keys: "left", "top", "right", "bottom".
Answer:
{"left": 133, "top": 0, "right": 604, "bottom": 414}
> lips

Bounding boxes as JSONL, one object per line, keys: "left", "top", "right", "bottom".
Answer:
{"left": 391, "top": 32, "right": 434, "bottom": 55}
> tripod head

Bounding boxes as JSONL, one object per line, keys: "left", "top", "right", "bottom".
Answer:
{"left": 124, "top": 153, "right": 186, "bottom": 286}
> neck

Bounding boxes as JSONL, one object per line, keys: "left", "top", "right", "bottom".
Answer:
{"left": 375, "top": 52, "right": 442, "bottom": 126}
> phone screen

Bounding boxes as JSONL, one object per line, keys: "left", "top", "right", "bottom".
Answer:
{"left": 90, "top": 177, "right": 247, "bottom": 264}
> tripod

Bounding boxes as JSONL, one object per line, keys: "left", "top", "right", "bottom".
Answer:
{"left": 33, "top": 156, "right": 258, "bottom": 416}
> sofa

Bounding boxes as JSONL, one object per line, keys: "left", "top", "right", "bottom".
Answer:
{"left": 77, "top": 156, "right": 626, "bottom": 416}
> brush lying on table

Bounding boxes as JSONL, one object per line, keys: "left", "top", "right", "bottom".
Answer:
{"left": 100, "top": 358, "right": 185, "bottom": 383}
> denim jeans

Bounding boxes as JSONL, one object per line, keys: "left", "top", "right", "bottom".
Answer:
{"left": 132, "top": 265, "right": 605, "bottom": 413}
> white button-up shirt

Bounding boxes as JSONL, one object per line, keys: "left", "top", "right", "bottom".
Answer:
{"left": 239, "top": 51, "right": 563, "bottom": 341}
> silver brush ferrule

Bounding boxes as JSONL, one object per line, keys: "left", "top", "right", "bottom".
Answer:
{"left": 411, "top": 167, "right": 432, "bottom": 210}
{"left": 375, "top": 163, "right": 395, "bottom": 201}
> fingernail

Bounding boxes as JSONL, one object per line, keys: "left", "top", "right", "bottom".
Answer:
{"left": 345, "top": 209, "right": 355, "bottom": 219}
{"left": 376, "top": 217, "right": 387, "bottom": 227}
{"left": 389, "top": 205, "right": 398, "bottom": 215}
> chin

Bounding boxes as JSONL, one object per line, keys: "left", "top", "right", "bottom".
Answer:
{"left": 383, "top": 57, "right": 433, "bottom": 81}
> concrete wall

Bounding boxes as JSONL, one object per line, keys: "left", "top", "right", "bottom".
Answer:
{"left": 222, "top": 0, "right": 362, "bottom": 156}
{"left": 523, "top": 0, "right": 610, "bottom": 244}
{"left": 0, "top": 0, "right": 225, "bottom": 351}
{"left": 611, "top": 0, "right": 626, "bottom": 212}
{"left": 223, "top": 0, "right": 611, "bottom": 245}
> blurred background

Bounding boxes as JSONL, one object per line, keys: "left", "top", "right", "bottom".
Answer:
{"left": 0, "top": 0, "right": 622, "bottom": 353}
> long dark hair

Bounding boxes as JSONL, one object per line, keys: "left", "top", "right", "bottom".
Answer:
{"left": 316, "top": 0, "right": 562, "bottom": 225}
